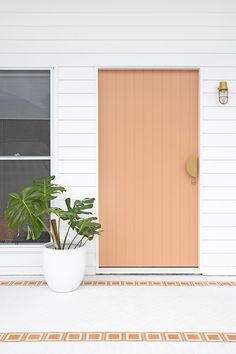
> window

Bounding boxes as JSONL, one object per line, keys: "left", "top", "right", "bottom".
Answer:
{"left": 0, "top": 70, "right": 51, "bottom": 243}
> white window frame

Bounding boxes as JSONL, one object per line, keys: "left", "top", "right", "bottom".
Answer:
{"left": 0, "top": 67, "right": 57, "bottom": 275}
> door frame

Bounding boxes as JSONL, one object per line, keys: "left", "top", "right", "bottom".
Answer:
{"left": 96, "top": 67, "right": 203, "bottom": 274}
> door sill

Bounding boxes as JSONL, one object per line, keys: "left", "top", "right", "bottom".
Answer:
{"left": 97, "top": 267, "right": 201, "bottom": 275}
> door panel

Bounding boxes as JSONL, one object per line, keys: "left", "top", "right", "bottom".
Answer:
{"left": 99, "top": 70, "right": 198, "bottom": 267}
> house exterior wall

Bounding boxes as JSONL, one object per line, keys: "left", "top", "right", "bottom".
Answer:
{"left": 0, "top": 0, "right": 236, "bottom": 275}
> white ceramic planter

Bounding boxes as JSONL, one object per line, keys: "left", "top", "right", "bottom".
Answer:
{"left": 43, "top": 242, "right": 86, "bottom": 292}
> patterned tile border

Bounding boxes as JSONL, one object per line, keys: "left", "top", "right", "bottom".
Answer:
{"left": 0, "top": 280, "right": 235, "bottom": 287}
{"left": 0, "top": 332, "right": 236, "bottom": 343}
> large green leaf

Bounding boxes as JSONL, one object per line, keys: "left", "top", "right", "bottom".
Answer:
{"left": 5, "top": 191, "right": 45, "bottom": 240}
{"left": 4, "top": 176, "right": 65, "bottom": 241}
{"left": 4, "top": 175, "right": 102, "bottom": 247}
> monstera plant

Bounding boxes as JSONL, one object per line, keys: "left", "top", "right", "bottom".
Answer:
{"left": 4, "top": 176, "right": 101, "bottom": 249}
{"left": 4, "top": 176, "right": 102, "bottom": 292}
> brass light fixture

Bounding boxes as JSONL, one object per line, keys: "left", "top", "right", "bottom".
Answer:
{"left": 218, "top": 81, "right": 228, "bottom": 104}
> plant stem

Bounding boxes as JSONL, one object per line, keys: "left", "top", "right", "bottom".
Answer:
{"left": 74, "top": 235, "right": 86, "bottom": 249}
{"left": 62, "top": 224, "right": 71, "bottom": 249}
{"left": 82, "top": 238, "right": 89, "bottom": 247}
{"left": 38, "top": 218, "right": 61, "bottom": 250}
{"left": 38, "top": 218, "right": 53, "bottom": 238}
{"left": 67, "top": 233, "right": 79, "bottom": 249}
{"left": 58, "top": 217, "right": 61, "bottom": 246}
{"left": 50, "top": 219, "right": 61, "bottom": 249}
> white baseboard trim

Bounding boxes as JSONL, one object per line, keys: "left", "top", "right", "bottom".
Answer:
{"left": 0, "top": 266, "right": 43, "bottom": 276}
{"left": 201, "top": 267, "right": 236, "bottom": 276}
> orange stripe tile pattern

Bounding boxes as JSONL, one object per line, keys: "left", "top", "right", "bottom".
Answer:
{"left": 1, "top": 332, "right": 236, "bottom": 343}
{"left": 0, "top": 280, "right": 235, "bottom": 287}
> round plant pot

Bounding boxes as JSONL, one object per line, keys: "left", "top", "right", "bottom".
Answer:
{"left": 43, "top": 242, "right": 86, "bottom": 292}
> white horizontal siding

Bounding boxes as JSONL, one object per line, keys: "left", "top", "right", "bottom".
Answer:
{"left": 58, "top": 161, "right": 96, "bottom": 173}
{"left": 202, "top": 68, "right": 236, "bottom": 80}
{"left": 58, "top": 93, "right": 96, "bottom": 107}
{"left": 202, "top": 254, "right": 236, "bottom": 267}
{"left": 58, "top": 147, "right": 96, "bottom": 160}
{"left": 66, "top": 185, "right": 97, "bottom": 199}
{"left": 203, "top": 187, "right": 236, "bottom": 199}
{"left": 204, "top": 107, "right": 236, "bottom": 120}
{"left": 54, "top": 65, "right": 97, "bottom": 274}
{"left": 203, "top": 174, "right": 236, "bottom": 186}
{"left": 2, "top": 54, "right": 236, "bottom": 67}
{"left": 58, "top": 174, "right": 97, "bottom": 187}
{"left": 202, "top": 214, "right": 236, "bottom": 227}
{"left": 203, "top": 147, "right": 236, "bottom": 160}
{"left": 202, "top": 160, "right": 236, "bottom": 173}
{"left": 203, "top": 120, "right": 236, "bottom": 133}
{"left": 59, "top": 134, "right": 96, "bottom": 147}
{"left": 0, "top": 252, "right": 42, "bottom": 267}
{"left": 0, "top": 246, "right": 43, "bottom": 275}
{"left": 59, "top": 121, "right": 96, "bottom": 134}
{"left": 0, "top": 0, "right": 235, "bottom": 12}
{"left": 1, "top": 0, "right": 236, "bottom": 275}
{"left": 203, "top": 134, "right": 236, "bottom": 147}
{"left": 3, "top": 40, "right": 236, "bottom": 54}
{"left": 58, "top": 67, "right": 96, "bottom": 79}
{"left": 203, "top": 200, "right": 236, "bottom": 213}
{"left": 202, "top": 240, "right": 236, "bottom": 253}
{"left": 58, "top": 107, "right": 96, "bottom": 120}
{"left": 201, "top": 67, "right": 236, "bottom": 274}
{"left": 1, "top": 12, "right": 236, "bottom": 27}
{"left": 58, "top": 80, "right": 96, "bottom": 94}
{"left": 203, "top": 226, "right": 236, "bottom": 239}
{"left": 63, "top": 186, "right": 97, "bottom": 199}
{"left": 2, "top": 27, "right": 236, "bottom": 41}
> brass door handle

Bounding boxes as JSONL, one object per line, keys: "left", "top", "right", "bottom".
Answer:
{"left": 186, "top": 156, "right": 198, "bottom": 184}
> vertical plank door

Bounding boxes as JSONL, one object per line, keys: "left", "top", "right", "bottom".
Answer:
{"left": 99, "top": 70, "right": 198, "bottom": 267}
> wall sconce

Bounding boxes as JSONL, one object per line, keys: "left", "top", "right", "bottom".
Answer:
{"left": 218, "top": 81, "right": 228, "bottom": 104}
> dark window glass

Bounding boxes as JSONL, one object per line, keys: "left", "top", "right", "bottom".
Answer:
{"left": 0, "top": 160, "right": 50, "bottom": 243}
{"left": 0, "top": 119, "right": 50, "bottom": 156}
{"left": 0, "top": 70, "right": 50, "bottom": 156}
{"left": 0, "top": 70, "right": 50, "bottom": 119}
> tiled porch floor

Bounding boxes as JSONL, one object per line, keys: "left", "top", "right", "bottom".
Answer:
{"left": 0, "top": 275, "right": 236, "bottom": 353}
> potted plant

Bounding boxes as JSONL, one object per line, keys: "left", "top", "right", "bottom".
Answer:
{"left": 4, "top": 176, "right": 101, "bottom": 292}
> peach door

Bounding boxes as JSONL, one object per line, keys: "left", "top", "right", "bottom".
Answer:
{"left": 99, "top": 70, "right": 198, "bottom": 267}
